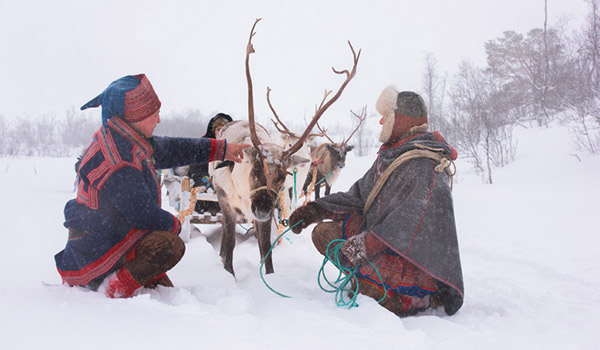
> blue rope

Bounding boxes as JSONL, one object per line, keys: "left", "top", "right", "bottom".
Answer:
{"left": 259, "top": 220, "right": 304, "bottom": 298}
{"left": 314, "top": 172, "right": 332, "bottom": 187}
{"left": 317, "top": 239, "right": 387, "bottom": 308}
{"left": 317, "top": 239, "right": 359, "bottom": 307}
{"left": 238, "top": 224, "right": 254, "bottom": 235}
{"left": 259, "top": 221, "right": 387, "bottom": 308}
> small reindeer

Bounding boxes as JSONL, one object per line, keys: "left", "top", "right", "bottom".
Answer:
{"left": 303, "top": 108, "right": 366, "bottom": 199}
{"left": 211, "top": 18, "right": 360, "bottom": 276}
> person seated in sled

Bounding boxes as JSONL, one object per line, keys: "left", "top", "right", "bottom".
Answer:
{"left": 55, "top": 74, "right": 248, "bottom": 298}
{"left": 187, "top": 112, "right": 233, "bottom": 215}
{"left": 289, "top": 87, "right": 464, "bottom": 316}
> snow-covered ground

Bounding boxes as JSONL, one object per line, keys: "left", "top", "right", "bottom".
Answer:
{"left": 0, "top": 124, "right": 599, "bottom": 349}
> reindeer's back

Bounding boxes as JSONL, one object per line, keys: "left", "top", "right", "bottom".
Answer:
{"left": 311, "top": 143, "right": 341, "bottom": 186}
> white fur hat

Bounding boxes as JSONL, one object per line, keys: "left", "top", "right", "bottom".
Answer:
{"left": 376, "top": 85, "right": 399, "bottom": 119}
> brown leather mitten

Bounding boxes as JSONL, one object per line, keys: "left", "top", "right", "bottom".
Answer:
{"left": 289, "top": 202, "right": 333, "bottom": 234}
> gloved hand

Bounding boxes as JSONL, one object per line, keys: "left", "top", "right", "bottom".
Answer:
{"left": 288, "top": 202, "right": 332, "bottom": 234}
{"left": 340, "top": 232, "right": 368, "bottom": 266}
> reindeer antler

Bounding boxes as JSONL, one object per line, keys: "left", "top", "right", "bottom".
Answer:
{"left": 308, "top": 128, "right": 327, "bottom": 140}
{"left": 342, "top": 106, "right": 367, "bottom": 146}
{"left": 246, "top": 18, "right": 262, "bottom": 151}
{"left": 267, "top": 87, "right": 295, "bottom": 139}
{"left": 316, "top": 122, "right": 335, "bottom": 144}
{"left": 283, "top": 41, "right": 361, "bottom": 160}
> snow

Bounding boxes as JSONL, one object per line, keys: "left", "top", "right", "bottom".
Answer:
{"left": 1, "top": 124, "right": 599, "bottom": 349}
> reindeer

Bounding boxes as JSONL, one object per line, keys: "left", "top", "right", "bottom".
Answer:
{"left": 211, "top": 18, "right": 360, "bottom": 276}
{"left": 302, "top": 108, "right": 366, "bottom": 199}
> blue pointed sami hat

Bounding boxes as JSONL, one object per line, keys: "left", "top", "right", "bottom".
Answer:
{"left": 81, "top": 74, "right": 161, "bottom": 126}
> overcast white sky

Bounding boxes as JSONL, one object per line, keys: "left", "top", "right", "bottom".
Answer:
{"left": 0, "top": 0, "right": 588, "bottom": 127}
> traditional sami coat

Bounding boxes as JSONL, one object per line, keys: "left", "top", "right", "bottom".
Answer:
{"left": 314, "top": 131, "right": 464, "bottom": 315}
{"left": 55, "top": 117, "right": 226, "bottom": 287}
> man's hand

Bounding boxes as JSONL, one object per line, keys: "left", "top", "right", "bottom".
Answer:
{"left": 340, "top": 232, "right": 368, "bottom": 266}
{"left": 225, "top": 143, "right": 250, "bottom": 163}
{"left": 288, "top": 202, "right": 333, "bottom": 234}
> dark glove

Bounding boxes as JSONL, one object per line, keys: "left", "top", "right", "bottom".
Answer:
{"left": 288, "top": 202, "right": 332, "bottom": 234}
{"left": 340, "top": 232, "right": 368, "bottom": 265}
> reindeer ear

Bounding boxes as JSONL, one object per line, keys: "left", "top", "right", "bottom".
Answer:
{"left": 346, "top": 145, "right": 354, "bottom": 152}
{"left": 285, "top": 154, "right": 310, "bottom": 168}
{"left": 326, "top": 144, "right": 335, "bottom": 151}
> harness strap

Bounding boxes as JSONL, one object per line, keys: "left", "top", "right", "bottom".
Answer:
{"left": 363, "top": 146, "right": 455, "bottom": 214}
{"left": 312, "top": 157, "right": 325, "bottom": 166}
{"left": 250, "top": 185, "right": 279, "bottom": 198}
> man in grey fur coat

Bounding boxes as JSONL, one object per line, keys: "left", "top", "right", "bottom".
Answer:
{"left": 289, "top": 86, "right": 464, "bottom": 316}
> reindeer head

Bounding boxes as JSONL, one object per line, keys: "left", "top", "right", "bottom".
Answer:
{"left": 244, "top": 144, "right": 308, "bottom": 220}
{"left": 325, "top": 143, "right": 354, "bottom": 169}
{"left": 242, "top": 18, "right": 360, "bottom": 219}
{"left": 315, "top": 107, "right": 366, "bottom": 169}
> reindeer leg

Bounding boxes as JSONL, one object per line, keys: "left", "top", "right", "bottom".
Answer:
{"left": 325, "top": 183, "right": 331, "bottom": 196}
{"left": 255, "top": 217, "right": 274, "bottom": 274}
{"left": 218, "top": 195, "right": 237, "bottom": 276}
{"left": 302, "top": 175, "right": 310, "bottom": 197}
{"left": 314, "top": 180, "right": 321, "bottom": 199}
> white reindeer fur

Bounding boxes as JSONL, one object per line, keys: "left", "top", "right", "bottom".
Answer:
{"left": 211, "top": 121, "right": 270, "bottom": 221}
{"left": 211, "top": 121, "right": 308, "bottom": 221}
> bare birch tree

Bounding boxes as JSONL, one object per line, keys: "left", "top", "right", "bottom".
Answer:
{"left": 449, "top": 60, "right": 517, "bottom": 183}
{"left": 421, "top": 52, "right": 448, "bottom": 132}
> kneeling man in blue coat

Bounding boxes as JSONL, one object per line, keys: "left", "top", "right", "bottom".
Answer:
{"left": 55, "top": 74, "right": 248, "bottom": 298}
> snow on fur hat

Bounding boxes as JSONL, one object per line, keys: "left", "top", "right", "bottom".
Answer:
{"left": 376, "top": 85, "right": 427, "bottom": 120}
{"left": 81, "top": 74, "right": 162, "bottom": 126}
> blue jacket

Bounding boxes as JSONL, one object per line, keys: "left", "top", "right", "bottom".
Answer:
{"left": 55, "top": 117, "right": 226, "bottom": 286}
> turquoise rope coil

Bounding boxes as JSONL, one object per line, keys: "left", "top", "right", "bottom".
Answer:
{"left": 317, "top": 239, "right": 387, "bottom": 308}
{"left": 259, "top": 220, "right": 387, "bottom": 308}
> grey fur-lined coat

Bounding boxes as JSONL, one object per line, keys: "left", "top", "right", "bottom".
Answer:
{"left": 314, "top": 131, "right": 464, "bottom": 315}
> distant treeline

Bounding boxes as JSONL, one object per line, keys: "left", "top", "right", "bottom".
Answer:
{"left": 419, "top": 0, "right": 600, "bottom": 183}
{"left": 1, "top": 1, "right": 598, "bottom": 185}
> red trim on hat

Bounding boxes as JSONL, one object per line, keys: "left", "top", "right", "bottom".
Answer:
{"left": 123, "top": 74, "right": 162, "bottom": 123}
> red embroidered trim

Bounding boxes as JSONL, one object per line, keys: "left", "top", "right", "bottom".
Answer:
{"left": 208, "top": 139, "right": 226, "bottom": 161}
{"left": 145, "top": 272, "right": 167, "bottom": 287}
{"left": 108, "top": 117, "right": 153, "bottom": 158}
{"left": 58, "top": 228, "right": 150, "bottom": 286}
{"left": 380, "top": 133, "right": 426, "bottom": 151}
{"left": 170, "top": 215, "right": 181, "bottom": 235}
{"left": 123, "top": 74, "right": 161, "bottom": 123}
{"left": 368, "top": 230, "right": 464, "bottom": 299}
